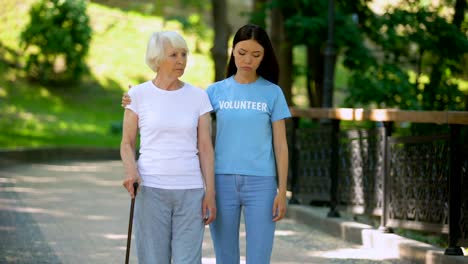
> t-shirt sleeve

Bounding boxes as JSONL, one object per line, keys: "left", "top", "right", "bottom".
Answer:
{"left": 271, "top": 87, "right": 291, "bottom": 122}
{"left": 199, "top": 90, "right": 213, "bottom": 116}
{"left": 125, "top": 87, "right": 138, "bottom": 115}
{"left": 206, "top": 84, "right": 217, "bottom": 111}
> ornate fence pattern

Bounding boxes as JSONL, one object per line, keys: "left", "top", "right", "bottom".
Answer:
{"left": 461, "top": 146, "right": 468, "bottom": 245}
{"left": 287, "top": 108, "right": 468, "bottom": 255}
{"left": 386, "top": 135, "right": 449, "bottom": 233}
{"left": 337, "top": 128, "right": 385, "bottom": 216}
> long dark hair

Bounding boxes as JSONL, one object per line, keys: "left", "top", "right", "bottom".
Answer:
{"left": 226, "top": 24, "right": 279, "bottom": 85}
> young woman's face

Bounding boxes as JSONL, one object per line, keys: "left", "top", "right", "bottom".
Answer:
{"left": 233, "top": 39, "right": 264, "bottom": 75}
{"left": 158, "top": 44, "right": 187, "bottom": 77}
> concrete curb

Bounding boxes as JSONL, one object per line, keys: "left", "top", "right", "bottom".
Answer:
{"left": 287, "top": 205, "right": 468, "bottom": 264}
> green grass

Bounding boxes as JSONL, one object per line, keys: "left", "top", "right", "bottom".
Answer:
{"left": 0, "top": 0, "right": 214, "bottom": 148}
{"left": 0, "top": 61, "right": 123, "bottom": 147}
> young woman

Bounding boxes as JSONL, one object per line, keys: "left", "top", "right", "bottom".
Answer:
{"left": 122, "top": 24, "right": 290, "bottom": 264}
{"left": 120, "top": 30, "right": 216, "bottom": 264}
{"left": 206, "top": 24, "right": 290, "bottom": 264}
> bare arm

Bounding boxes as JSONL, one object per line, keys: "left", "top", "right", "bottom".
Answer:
{"left": 272, "top": 119, "right": 288, "bottom": 222}
{"left": 120, "top": 108, "right": 141, "bottom": 198}
{"left": 198, "top": 112, "right": 216, "bottom": 224}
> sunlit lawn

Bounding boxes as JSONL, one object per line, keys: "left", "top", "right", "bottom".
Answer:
{"left": 0, "top": 0, "right": 214, "bottom": 148}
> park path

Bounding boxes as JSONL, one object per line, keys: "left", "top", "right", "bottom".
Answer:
{"left": 0, "top": 160, "right": 413, "bottom": 264}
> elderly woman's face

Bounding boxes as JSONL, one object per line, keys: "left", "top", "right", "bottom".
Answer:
{"left": 158, "top": 44, "right": 187, "bottom": 77}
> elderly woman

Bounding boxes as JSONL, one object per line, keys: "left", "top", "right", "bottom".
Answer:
{"left": 120, "top": 31, "right": 216, "bottom": 264}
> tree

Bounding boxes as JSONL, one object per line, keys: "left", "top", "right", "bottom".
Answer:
{"left": 270, "top": 3, "right": 294, "bottom": 106}
{"left": 343, "top": 0, "right": 468, "bottom": 111}
{"left": 246, "top": 0, "right": 294, "bottom": 105}
{"left": 250, "top": 0, "right": 268, "bottom": 28}
{"left": 211, "top": 0, "right": 230, "bottom": 81}
{"left": 20, "top": 0, "right": 92, "bottom": 84}
{"left": 252, "top": 0, "right": 467, "bottom": 112}
{"left": 280, "top": 0, "right": 330, "bottom": 107}
{"left": 271, "top": 0, "right": 365, "bottom": 107}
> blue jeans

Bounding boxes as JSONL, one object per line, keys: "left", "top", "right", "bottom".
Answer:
{"left": 210, "top": 174, "right": 277, "bottom": 264}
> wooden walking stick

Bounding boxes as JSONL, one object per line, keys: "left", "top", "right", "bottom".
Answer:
{"left": 125, "top": 182, "right": 139, "bottom": 264}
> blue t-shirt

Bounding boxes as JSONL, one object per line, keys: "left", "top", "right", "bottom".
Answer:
{"left": 206, "top": 76, "right": 291, "bottom": 177}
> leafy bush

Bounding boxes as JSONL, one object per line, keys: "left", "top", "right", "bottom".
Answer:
{"left": 20, "top": 0, "right": 92, "bottom": 84}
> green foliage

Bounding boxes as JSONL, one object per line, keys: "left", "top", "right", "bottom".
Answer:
{"left": 248, "top": 1, "right": 268, "bottom": 28}
{"left": 20, "top": 0, "right": 92, "bottom": 84}
{"left": 276, "top": 0, "right": 328, "bottom": 47}
{"left": 166, "top": 14, "right": 210, "bottom": 53}
{"left": 266, "top": 0, "right": 467, "bottom": 111}
{"left": 156, "top": 0, "right": 212, "bottom": 55}
{"left": 273, "top": 0, "right": 375, "bottom": 107}
{"left": 343, "top": 4, "right": 468, "bottom": 111}
{"left": 345, "top": 63, "right": 419, "bottom": 108}
{"left": 179, "top": 0, "right": 210, "bottom": 10}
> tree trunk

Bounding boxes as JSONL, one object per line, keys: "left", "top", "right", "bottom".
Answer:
{"left": 271, "top": 6, "right": 293, "bottom": 106}
{"left": 251, "top": 0, "right": 267, "bottom": 28}
{"left": 307, "top": 46, "right": 324, "bottom": 108}
{"left": 424, "top": 58, "right": 443, "bottom": 110}
{"left": 454, "top": 0, "right": 467, "bottom": 111}
{"left": 424, "top": 0, "right": 466, "bottom": 110}
{"left": 453, "top": 0, "right": 466, "bottom": 30}
{"left": 211, "top": 0, "right": 230, "bottom": 81}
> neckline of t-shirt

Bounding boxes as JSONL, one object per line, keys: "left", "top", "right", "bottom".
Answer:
{"left": 149, "top": 80, "right": 187, "bottom": 93}
{"left": 230, "top": 75, "right": 263, "bottom": 86}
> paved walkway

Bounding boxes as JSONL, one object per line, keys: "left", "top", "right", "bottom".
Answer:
{"left": 0, "top": 160, "right": 414, "bottom": 264}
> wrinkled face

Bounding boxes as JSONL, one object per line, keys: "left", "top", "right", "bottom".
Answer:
{"left": 158, "top": 44, "right": 187, "bottom": 77}
{"left": 233, "top": 39, "right": 264, "bottom": 75}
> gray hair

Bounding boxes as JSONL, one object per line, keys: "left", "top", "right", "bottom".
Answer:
{"left": 145, "top": 31, "right": 189, "bottom": 72}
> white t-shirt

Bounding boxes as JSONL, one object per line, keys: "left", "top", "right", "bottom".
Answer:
{"left": 126, "top": 80, "right": 213, "bottom": 189}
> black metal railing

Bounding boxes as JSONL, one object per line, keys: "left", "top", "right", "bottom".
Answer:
{"left": 287, "top": 108, "right": 468, "bottom": 255}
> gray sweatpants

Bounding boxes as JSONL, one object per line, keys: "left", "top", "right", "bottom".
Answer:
{"left": 134, "top": 186, "right": 205, "bottom": 264}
